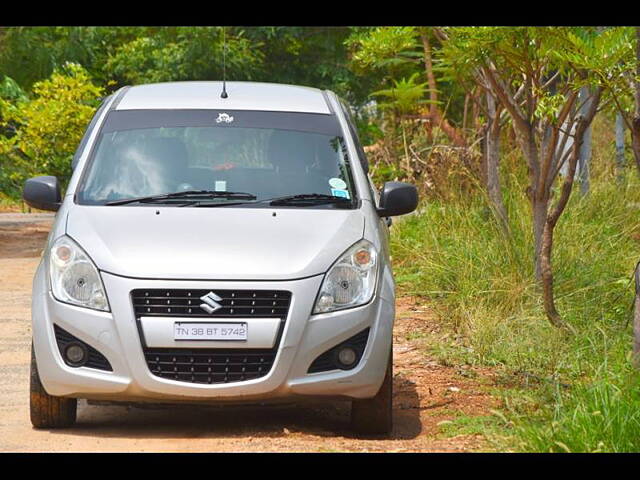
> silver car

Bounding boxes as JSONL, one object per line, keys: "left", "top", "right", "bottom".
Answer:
{"left": 23, "top": 81, "right": 418, "bottom": 435}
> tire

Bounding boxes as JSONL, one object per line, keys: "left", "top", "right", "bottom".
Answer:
{"left": 30, "top": 342, "right": 77, "bottom": 429}
{"left": 351, "top": 349, "right": 393, "bottom": 435}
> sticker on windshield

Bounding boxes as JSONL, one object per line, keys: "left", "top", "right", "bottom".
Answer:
{"left": 215, "top": 113, "right": 234, "bottom": 124}
{"left": 215, "top": 180, "right": 227, "bottom": 192}
{"left": 331, "top": 188, "right": 350, "bottom": 199}
{"left": 329, "top": 177, "right": 347, "bottom": 190}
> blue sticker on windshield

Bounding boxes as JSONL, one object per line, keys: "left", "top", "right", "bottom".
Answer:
{"left": 331, "top": 188, "right": 350, "bottom": 199}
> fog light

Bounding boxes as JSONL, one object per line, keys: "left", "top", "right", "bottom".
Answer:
{"left": 65, "top": 343, "right": 87, "bottom": 366}
{"left": 337, "top": 346, "right": 357, "bottom": 367}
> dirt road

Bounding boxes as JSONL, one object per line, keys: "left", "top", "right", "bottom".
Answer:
{"left": 0, "top": 213, "right": 497, "bottom": 452}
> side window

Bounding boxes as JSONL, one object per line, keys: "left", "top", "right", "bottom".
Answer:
{"left": 339, "top": 100, "right": 370, "bottom": 175}
{"left": 339, "top": 100, "right": 379, "bottom": 204}
{"left": 367, "top": 173, "right": 380, "bottom": 205}
{"left": 71, "top": 95, "right": 113, "bottom": 171}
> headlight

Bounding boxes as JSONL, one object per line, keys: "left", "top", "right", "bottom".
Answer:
{"left": 313, "top": 239, "right": 378, "bottom": 314}
{"left": 49, "top": 235, "right": 109, "bottom": 311}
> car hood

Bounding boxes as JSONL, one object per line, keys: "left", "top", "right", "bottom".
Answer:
{"left": 66, "top": 205, "right": 364, "bottom": 280}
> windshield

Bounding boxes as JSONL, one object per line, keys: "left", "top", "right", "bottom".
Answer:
{"left": 76, "top": 110, "right": 357, "bottom": 207}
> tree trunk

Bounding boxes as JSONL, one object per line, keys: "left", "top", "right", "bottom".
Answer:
{"left": 522, "top": 131, "right": 545, "bottom": 282}
{"left": 633, "top": 265, "right": 640, "bottom": 368}
{"left": 419, "top": 28, "right": 467, "bottom": 149}
{"left": 633, "top": 263, "right": 640, "bottom": 367}
{"left": 616, "top": 112, "right": 626, "bottom": 183}
{"left": 633, "top": 27, "right": 640, "bottom": 175}
{"left": 632, "top": 124, "right": 640, "bottom": 174}
{"left": 484, "top": 92, "right": 510, "bottom": 234}
{"left": 539, "top": 88, "right": 602, "bottom": 329}
{"left": 533, "top": 198, "right": 547, "bottom": 282}
{"left": 578, "top": 86, "right": 592, "bottom": 196}
{"left": 540, "top": 220, "right": 566, "bottom": 329}
{"left": 420, "top": 28, "right": 438, "bottom": 119}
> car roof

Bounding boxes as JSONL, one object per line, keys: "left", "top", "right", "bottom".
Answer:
{"left": 114, "top": 81, "right": 333, "bottom": 114}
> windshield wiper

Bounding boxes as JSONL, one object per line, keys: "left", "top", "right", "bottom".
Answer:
{"left": 105, "top": 190, "right": 257, "bottom": 206}
{"left": 264, "top": 193, "right": 352, "bottom": 207}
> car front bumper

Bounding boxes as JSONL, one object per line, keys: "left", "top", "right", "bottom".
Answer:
{"left": 31, "top": 262, "right": 395, "bottom": 404}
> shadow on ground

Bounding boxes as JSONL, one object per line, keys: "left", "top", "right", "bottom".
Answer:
{"left": 44, "top": 376, "right": 422, "bottom": 441}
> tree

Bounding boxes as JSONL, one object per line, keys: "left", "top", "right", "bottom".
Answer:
{"left": 482, "top": 91, "right": 509, "bottom": 233}
{"left": 0, "top": 27, "right": 375, "bottom": 109}
{"left": 577, "top": 86, "right": 593, "bottom": 196}
{"left": 436, "top": 27, "right": 511, "bottom": 234}
{"left": 105, "top": 27, "right": 263, "bottom": 86}
{"left": 0, "top": 27, "right": 143, "bottom": 90}
{"left": 0, "top": 63, "right": 103, "bottom": 190}
{"left": 245, "top": 27, "right": 379, "bottom": 107}
{"left": 589, "top": 27, "right": 639, "bottom": 175}
{"left": 634, "top": 27, "right": 640, "bottom": 175}
{"left": 616, "top": 112, "right": 626, "bottom": 181}
{"left": 440, "top": 27, "right": 626, "bottom": 329}
{"left": 371, "top": 73, "right": 429, "bottom": 170}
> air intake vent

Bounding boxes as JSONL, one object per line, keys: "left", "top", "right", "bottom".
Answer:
{"left": 53, "top": 324, "right": 112, "bottom": 372}
{"left": 308, "top": 328, "right": 370, "bottom": 374}
{"left": 144, "top": 348, "right": 276, "bottom": 384}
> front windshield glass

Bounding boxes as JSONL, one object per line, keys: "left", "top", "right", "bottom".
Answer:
{"left": 76, "top": 110, "right": 356, "bottom": 207}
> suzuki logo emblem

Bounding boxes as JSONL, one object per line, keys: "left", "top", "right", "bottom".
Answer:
{"left": 200, "top": 292, "right": 223, "bottom": 314}
{"left": 215, "top": 112, "right": 234, "bottom": 124}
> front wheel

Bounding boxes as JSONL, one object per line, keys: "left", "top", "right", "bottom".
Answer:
{"left": 30, "top": 342, "right": 77, "bottom": 429}
{"left": 350, "top": 349, "right": 393, "bottom": 435}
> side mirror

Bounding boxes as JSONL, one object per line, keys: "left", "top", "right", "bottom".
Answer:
{"left": 377, "top": 181, "right": 418, "bottom": 217}
{"left": 23, "top": 176, "right": 61, "bottom": 211}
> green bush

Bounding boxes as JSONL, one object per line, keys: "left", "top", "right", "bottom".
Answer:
{"left": 0, "top": 63, "right": 103, "bottom": 198}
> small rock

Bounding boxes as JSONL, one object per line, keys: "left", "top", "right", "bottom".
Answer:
{"left": 448, "top": 386, "right": 461, "bottom": 393}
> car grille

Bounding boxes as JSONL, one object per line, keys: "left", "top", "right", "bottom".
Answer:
{"left": 131, "top": 289, "right": 292, "bottom": 318}
{"left": 133, "top": 288, "right": 290, "bottom": 384}
{"left": 144, "top": 348, "right": 277, "bottom": 384}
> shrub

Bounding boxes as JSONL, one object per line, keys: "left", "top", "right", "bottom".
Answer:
{"left": 0, "top": 63, "right": 103, "bottom": 197}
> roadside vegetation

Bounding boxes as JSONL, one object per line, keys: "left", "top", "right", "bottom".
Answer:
{"left": 391, "top": 156, "right": 640, "bottom": 451}
{"left": 1, "top": 26, "right": 640, "bottom": 451}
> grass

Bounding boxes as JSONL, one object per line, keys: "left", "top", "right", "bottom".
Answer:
{"left": 0, "top": 192, "right": 24, "bottom": 212}
{"left": 390, "top": 166, "right": 640, "bottom": 452}
{"left": 514, "top": 360, "right": 640, "bottom": 452}
{"left": 437, "top": 413, "right": 504, "bottom": 439}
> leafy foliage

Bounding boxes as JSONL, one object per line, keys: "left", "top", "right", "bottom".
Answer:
{"left": 105, "top": 27, "right": 263, "bottom": 85}
{"left": 0, "top": 27, "right": 141, "bottom": 90}
{"left": 0, "top": 26, "right": 377, "bottom": 106}
{"left": 371, "top": 73, "right": 430, "bottom": 114}
{"left": 0, "top": 27, "right": 385, "bottom": 199}
{"left": 245, "top": 27, "right": 380, "bottom": 106}
{"left": 0, "top": 76, "right": 27, "bottom": 103}
{"left": 347, "top": 26, "right": 421, "bottom": 72}
{"left": 0, "top": 63, "right": 103, "bottom": 194}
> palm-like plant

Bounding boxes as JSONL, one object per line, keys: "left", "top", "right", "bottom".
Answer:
{"left": 371, "top": 72, "right": 430, "bottom": 114}
{"left": 371, "top": 73, "right": 432, "bottom": 167}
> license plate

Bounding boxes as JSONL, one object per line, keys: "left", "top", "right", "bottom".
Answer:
{"left": 173, "top": 322, "right": 248, "bottom": 341}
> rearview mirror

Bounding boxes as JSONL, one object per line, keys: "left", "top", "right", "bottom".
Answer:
{"left": 377, "top": 181, "right": 418, "bottom": 217}
{"left": 23, "top": 176, "right": 61, "bottom": 211}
